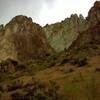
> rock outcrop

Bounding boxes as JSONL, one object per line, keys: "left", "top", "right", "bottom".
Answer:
{"left": 0, "top": 1, "right": 99, "bottom": 62}
{"left": 0, "top": 15, "right": 52, "bottom": 63}
{"left": 44, "top": 14, "right": 88, "bottom": 52}
{"left": 44, "top": 1, "right": 100, "bottom": 53}
{"left": 68, "top": 1, "right": 100, "bottom": 56}
{"left": 87, "top": 1, "right": 100, "bottom": 26}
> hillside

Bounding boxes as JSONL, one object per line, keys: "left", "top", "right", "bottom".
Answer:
{"left": 0, "top": 15, "right": 52, "bottom": 63}
{"left": 68, "top": 1, "right": 100, "bottom": 58}
{"left": 0, "top": 1, "right": 100, "bottom": 100}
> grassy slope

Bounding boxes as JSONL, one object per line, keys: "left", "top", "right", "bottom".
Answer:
{"left": 34, "top": 56, "right": 100, "bottom": 100}
{"left": 0, "top": 55, "right": 100, "bottom": 100}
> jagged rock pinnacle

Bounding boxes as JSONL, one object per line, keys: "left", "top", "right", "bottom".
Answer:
{"left": 0, "top": 15, "right": 52, "bottom": 63}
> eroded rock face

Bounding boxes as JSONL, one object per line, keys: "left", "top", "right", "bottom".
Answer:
{"left": 68, "top": 1, "right": 100, "bottom": 55}
{"left": 87, "top": 1, "right": 100, "bottom": 26}
{"left": 44, "top": 1, "right": 100, "bottom": 52}
{"left": 69, "top": 23, "right": 100, "bottom": 51}
{"left": 0, "top": 15, "right": 51, "bottom": 63}
{"left": 44, "top": 14, "right": 88, "bottom": 52}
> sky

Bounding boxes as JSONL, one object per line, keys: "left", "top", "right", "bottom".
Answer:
{"left": 0, "top": 0, "right": 97, "bottom": 26}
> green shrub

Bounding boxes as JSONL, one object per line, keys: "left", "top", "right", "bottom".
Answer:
{"left": 71, "top": 57, "right": 87, "bottom": 67}
{"left": 58, "top": 58, "right": 69, "bottom": 66}
{"left": 69, "top": 68, "right": 74, "bottom": 72}
{"left": 16, "top": 64, "right": 26, "bottom": 70}
{"left": 11, "top": 80, "right": 61, "bottom": 100}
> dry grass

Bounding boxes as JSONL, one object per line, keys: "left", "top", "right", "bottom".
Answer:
{"left": 34, "top": 56, "right": 100, "bottom": 100}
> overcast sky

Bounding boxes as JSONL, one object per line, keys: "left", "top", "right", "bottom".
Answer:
{"left": 0, "top": 0, "right": 97, "bottom": 26}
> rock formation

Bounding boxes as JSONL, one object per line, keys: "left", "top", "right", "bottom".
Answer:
{"left": 0, "top": 1, "right": 100, "bottom": 100}
{"left": 44, "top": 1, "right": 100, "bottom": 53}
{"left": 87, "top": 1, "right": 100, "bottom": 26}
{"left": 44, "top": 14, "right": 88, "bottom": 52}
{"left": 0, "top": 15, "right": 52, "bottom": 63}
{"left": 68, "top": 1, "right": 100, "bottom": 56}
{"left": 0, "top": 1, "right": 99, "bottom": 62}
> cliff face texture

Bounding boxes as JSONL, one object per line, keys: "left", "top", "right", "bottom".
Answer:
{"left": 0, "top": 16, "right": 51, "bottom": 63}
{"left": 68, "top": 1, "right": 100, "bottom": 56}
{"left": 87, "top": 1, "right": 100, "bottom": 26}
{"left": 44, "top": 1, "right": 100, "bottom": 52}
{"left": 0, "top": 1, "right": 100, "bottom": 63}
{"left": 44, "top": 14, "right": 88, "bottom": 52}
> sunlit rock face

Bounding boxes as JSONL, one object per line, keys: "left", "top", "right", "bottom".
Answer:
{"left": 44, "top": 1, "right": 100, "bottom": 52}
{"left": 0, "top": 15, "right": 51, "bottom": 63}
{"left": 44, "top": 14, "right": 88, "bottom": 52}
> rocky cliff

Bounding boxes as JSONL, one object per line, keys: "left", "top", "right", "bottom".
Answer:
{"left": 0, "top": 1, "right": 100, "bottom": 100}
{"left": 44, "top": 1, "right": 100, "bottom": 52}
{"left": 0, "top": 1, "right": 99, "bottom": 63}
{"left": 0, "top": 15, "right": 52, "bottom": 63}
{"left": 87, "top": 1, "right": 100, "bottom": 26}
{"left": 44, "top": 14, "right": 88, "bottom": 52}
{"left": 68, "top": 1, "right": 100, "bottom": 56}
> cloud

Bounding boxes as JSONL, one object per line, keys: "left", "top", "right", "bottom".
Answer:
{"left": 45, "top": 0, "right": 57, "bottom": 7}
{"left": 39, "top": 0, "right": 96, "bottom": 26}
{"left": 0, "top": 0, "right": 45, "bottom": 25}
{"left": 0, "top": 0, "right": 96, "bottom": 26}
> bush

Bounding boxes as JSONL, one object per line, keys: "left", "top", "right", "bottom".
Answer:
{"left": 11, "top": 80, "right": 60, "bottom": 100}
{"left": 16, "top": 64, "right": 26, "bottom": 70}
{"left": 59, "top": 58, "right": 69, "bottom": 66}
{"left": 69, "top": 68, "right": 74, "bottom": 72}
{"left": 71, "top": 58, "right": 88, "bottom": 67}
{"left": 77, "top": 58, "right": 87, "bottom": 67}
{"left": 95, "top": 68, "right": 100, "bottom": 72}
